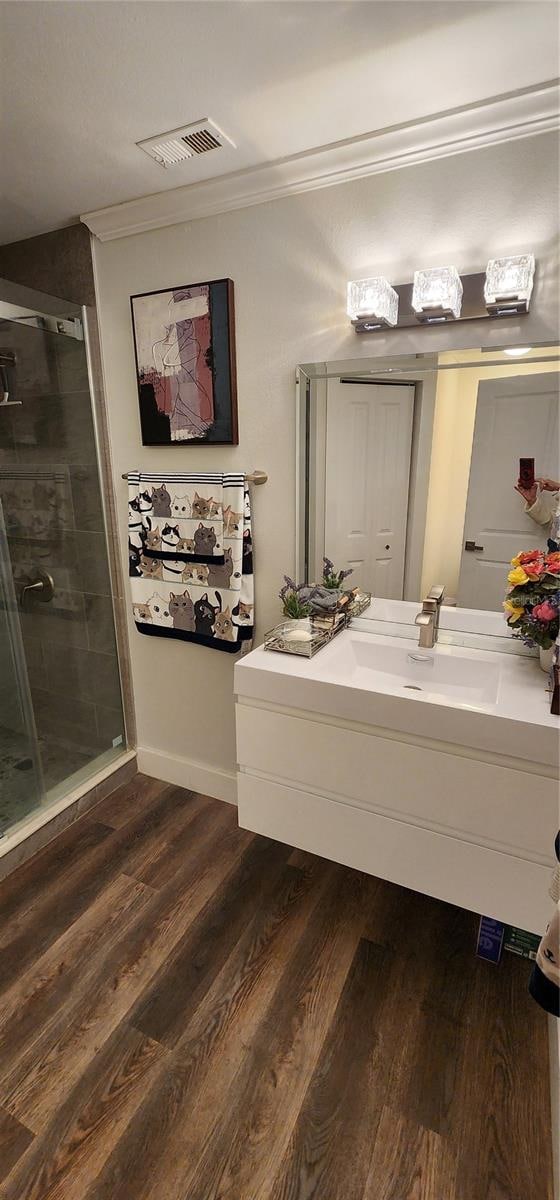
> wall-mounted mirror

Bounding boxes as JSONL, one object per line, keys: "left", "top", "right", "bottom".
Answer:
{"left": 297, "top": 345, "right": 559, "bottom": 635}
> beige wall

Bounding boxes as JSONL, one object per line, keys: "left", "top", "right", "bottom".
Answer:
{"left": 421, "top": 350, "right": 560, "bottom": 600}
{"left": 91, "top": 133, "right": 560, "bottom": 799}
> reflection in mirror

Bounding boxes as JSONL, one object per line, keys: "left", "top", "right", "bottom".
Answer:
{"left": 297, "top": 346, "right": 560, "bottom": 617}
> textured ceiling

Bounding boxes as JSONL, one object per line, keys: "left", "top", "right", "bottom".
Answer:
{"left": 0, "top": 0, "right": 558, "bottom": 244}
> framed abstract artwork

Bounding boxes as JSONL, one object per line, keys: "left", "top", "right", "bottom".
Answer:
{"left": 130, "top": 278, "right": 238, "bottom": 445}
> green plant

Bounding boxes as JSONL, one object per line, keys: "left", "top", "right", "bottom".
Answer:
{"left": 322, "top": 556, "right": 353, "bottom": 591}
{"left": 279, "top": 576, "right": 310, "bottom": 619}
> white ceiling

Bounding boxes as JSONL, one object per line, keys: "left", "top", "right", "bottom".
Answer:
{"left": 1, "top": 0, "right": 558, "bottom": 245}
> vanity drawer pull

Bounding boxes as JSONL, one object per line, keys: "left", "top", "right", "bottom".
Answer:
{"left": 465, "top": 540, "right": 484, "bottom": 552}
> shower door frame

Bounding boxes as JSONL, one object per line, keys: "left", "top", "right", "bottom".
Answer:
{"left": 0, "top": 495, "right": 44, "bottom": 804}
{"left": 0, "top": 275, "right": 136, "bottom": 850}
{"left": 81, "top": 298, "right": 136, "bottom": 750}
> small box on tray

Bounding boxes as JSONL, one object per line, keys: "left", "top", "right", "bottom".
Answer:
{"left": 310, "top": 609, "right": 347, "bottom": 633}
{"left": 344, "top": 587, "right": 372, "bottom": 618}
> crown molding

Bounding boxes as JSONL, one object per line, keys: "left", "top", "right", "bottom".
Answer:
{"left": 82, "top": 81, "right": 559, "bottom": 242}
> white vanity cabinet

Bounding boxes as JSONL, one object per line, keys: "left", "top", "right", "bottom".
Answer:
{"left": 234, "top": 630, "right": 558, "bottom": 934}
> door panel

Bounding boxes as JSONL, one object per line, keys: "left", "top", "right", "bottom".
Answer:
{"left": 458, "top": 374, "right": 559, "bottom": 609}
{"left": 325, "top": 380, "right": 415, "bottom": 598}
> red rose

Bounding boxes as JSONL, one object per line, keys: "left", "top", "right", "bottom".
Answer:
{"left": 524, "top": 560, "right": 545, "bottom": 578}
{"left": 532, "top": 601, "right": 557, "bottom": 622}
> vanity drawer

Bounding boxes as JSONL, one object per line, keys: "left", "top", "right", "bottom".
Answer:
{"left": 237, "top": 771, "right": 553, "bottom": 934}
{"left": 236, "top": 703, "right": 557, "bottom": 864}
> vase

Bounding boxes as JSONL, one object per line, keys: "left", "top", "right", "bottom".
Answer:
{"left": 539, "top": 645, "right": 554, "bottom": 674}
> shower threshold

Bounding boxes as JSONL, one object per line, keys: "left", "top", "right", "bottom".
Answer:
{"left": 0, "top": 726, "right": 97, "bottom": 836}
{"left": 0, "top": 746, "right": 136, "bottom": 872}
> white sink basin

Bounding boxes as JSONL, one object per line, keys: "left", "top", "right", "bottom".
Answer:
{"left": 319, "top": 633, "right": 500, "bottom": 707}
{"left": 235, "top": 626, "right": 558, "bottom": 768}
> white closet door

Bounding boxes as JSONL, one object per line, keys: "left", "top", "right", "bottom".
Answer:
{"left": 325, "top": 379, "right": 415, "bottom": 598}
{"left": 458, "top": 373, "right": 559, "bottom": 610}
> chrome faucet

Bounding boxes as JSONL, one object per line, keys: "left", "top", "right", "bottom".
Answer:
{"left": 414, "top": 584, "right": 445, "bottom": 648}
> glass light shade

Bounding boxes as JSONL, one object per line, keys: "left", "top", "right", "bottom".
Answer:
{"left": 412, "top": 266, "right": 463, "bottom": 320}
{"left": 347, "top": 277, "right": 399, "bottom": 327}
{"left": 484, "top": 254, "right": 535, "bottom": 310}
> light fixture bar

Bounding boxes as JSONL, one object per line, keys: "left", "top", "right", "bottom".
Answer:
{"left": 348, "top": 259, "right": 536, "bottom": 334}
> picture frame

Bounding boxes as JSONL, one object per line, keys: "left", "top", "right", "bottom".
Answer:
{"left": 130, "top": 277, "right": 238, "bottom": 446}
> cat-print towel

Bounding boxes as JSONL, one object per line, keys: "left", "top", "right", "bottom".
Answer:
{"left": 127, "top": 471, "right": 240, "bottom": 562}
{"left": 129, "top": 472, "right": 254, "bottom": 654}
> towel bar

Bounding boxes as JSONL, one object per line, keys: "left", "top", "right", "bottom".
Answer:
{"left": 121, "top": 470, "right": 267, "bottom": 484}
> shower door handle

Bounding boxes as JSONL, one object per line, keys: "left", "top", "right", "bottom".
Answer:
{"left": 0, "top": 352, "right": 21, "bottom": 406}
{"left": 20, "top": 570, "right": 55, "bottom": 607}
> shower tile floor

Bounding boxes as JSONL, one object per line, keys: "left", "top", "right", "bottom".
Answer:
{"left": 0, "top": 724, "right": 90, "bottom": 834}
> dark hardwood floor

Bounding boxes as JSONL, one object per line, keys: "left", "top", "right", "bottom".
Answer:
{"left": 0, "top": 773, "right": 553, "bottom": 1199}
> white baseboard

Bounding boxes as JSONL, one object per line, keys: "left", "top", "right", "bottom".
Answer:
{"left": 549, "top": 1015, "right": 560, "bottom": 1200}
{"left": 137, "top": 746, "right": 237, "bottom": 806}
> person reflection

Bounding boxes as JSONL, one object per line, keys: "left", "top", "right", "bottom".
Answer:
{"left": 515, "top": 476, "right": 560, "bottom": 550}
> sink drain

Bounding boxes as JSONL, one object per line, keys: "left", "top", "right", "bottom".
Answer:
{"left": 404, "top": 684, "right": 422, "bottom": 691}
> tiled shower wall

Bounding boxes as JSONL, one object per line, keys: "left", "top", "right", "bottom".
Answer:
{"left": 0, "top": 223, "right": 98, "bottom": 307}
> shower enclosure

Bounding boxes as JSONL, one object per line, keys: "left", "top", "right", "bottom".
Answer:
{"left": 0, "top": 278, "right": 126, "bottom": 839}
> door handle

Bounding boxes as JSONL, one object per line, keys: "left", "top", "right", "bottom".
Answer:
{"left": 464, "top": 540, "right": 484, "bottom": 553}
{"left": 0, "top": 352, "right": 21, "bottom": 406}
{"left": 20, "top": 569, "right": 55, "bottom": 607}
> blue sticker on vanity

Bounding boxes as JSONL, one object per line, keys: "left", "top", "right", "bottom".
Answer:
{"left": 476, "top": 916, "right": 505, "bottom": 963}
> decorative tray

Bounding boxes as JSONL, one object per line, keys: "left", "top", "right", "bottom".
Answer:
{"left": 264, "top": 590, "right": 371, "bottom": 658}
{"left": 264, "top": 619, "right": 334, "bottom": 659}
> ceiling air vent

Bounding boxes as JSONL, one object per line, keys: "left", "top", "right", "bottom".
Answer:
{"left": 137, "top": 119, "right": 236, "bottom": 168}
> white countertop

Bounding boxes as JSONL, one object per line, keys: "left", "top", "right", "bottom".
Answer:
{"left": 235, "top": 627, "right": 559, "bottom": 770}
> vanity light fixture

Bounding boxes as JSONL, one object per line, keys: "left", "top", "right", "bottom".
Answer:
{"left": 412, "top": 266, "right": 463, "bottom": 323}
{"left": 347, "top": 277, "right": 399, "bottom": 330}
{"left": 484, "top": 254, "right": 535, "bottom": 316}
{"left": 347, "top": 253, "right": 536, "bottom": 334}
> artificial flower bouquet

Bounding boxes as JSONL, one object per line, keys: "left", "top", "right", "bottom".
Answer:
{"left": 503, "top": 549, "right": 560, "bottom": 649}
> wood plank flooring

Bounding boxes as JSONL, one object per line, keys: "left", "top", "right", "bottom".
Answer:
{"left": 0, "top": 773, "right": 553, "bottom": 1200}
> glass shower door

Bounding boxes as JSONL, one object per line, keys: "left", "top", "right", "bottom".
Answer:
{"left": 0, "top": 498, "right": 42, "bottom": 834}
{"left": 0, "top": 278, "right": 126, "bottom": 832}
